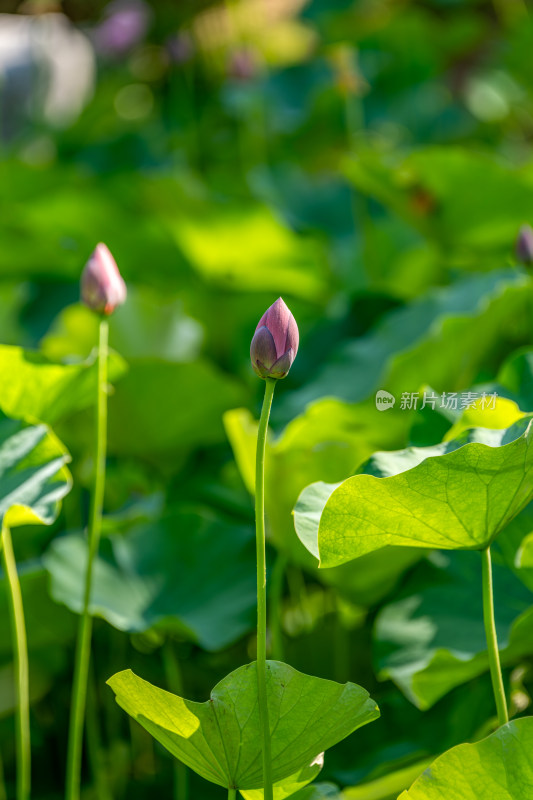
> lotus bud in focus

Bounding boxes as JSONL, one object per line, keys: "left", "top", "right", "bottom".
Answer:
{"left": 516, "top": 224, "right": 533, "bottom": 265}
{"left": 250, "top": 297, "right": 299, "bottom": 380}
{"left": 81, "top": 243, "right": 127, "bottom": 315}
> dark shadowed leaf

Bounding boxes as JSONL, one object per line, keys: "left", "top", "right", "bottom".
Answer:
{"left": 278, "top": 269, "right": 532, "bottom": 418}
{"left": 374, "top": 551, "right": 533, "bottom": 708}
{"left": 44, "top": 509, "right": 257, "bottom": 651}
{"left": 108, "top": 359, "right": 245, "bottom": 456}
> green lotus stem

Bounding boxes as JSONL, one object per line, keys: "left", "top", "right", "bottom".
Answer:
{"left": 255, "top": 377, "right": 276, "bottom": 800}
{"left": 66, "top": 318, "right": 109, "bottom": 800}
{"left": 2, "top": 523, "right": 30, "bottom": 800}
{"left": 228, "top": 789, "right": 236, "bottom": 800}
{"left": 481, "top": 546, "right": 509, "bottom": 727}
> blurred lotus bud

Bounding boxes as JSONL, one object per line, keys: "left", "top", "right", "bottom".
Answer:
{"left": 329, "top": 44, "right": 367, "bottom": 97}
{"left": 250, "top": 298, "right": 299, "bottom": 380}
{"left": 93, "top": 0, "right": 151, "bottom": 57}
{"left": 228, "top": 48, "right": 258, "bottom": 82}
{"left": 166, "top": 32, "right": 195, "bottom": 65}
{"left": 516, "top": 224, "right": 533, "bottom": 265}
{"left": 81, "top": 243, "right": 127, "bottom": 315}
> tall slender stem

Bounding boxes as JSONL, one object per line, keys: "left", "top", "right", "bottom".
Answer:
{"left": 255, "top": 378, "right": 275, "bottom": 800}
{"left": 2, "top": 524, "right": 30, "bottom": 800}
{"left": 481, "top": 546, "right": 509, "bottom": 727}
{"left": 228, "top": 789, "right": 236, "bottom": 800}
{"left": 66, "top": 319, "right": 109, "bottom": 800}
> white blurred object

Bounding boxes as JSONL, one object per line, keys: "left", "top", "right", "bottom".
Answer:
{"left": 0, "top": 12, "right": 95, "bottom": 133}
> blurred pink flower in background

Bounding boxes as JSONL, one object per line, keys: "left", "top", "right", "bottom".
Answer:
{"left": 93, "top": 0, "right": 151, "bottom": 57}
{"left": 166, "top": 31, "right": 195, "bottom": 65}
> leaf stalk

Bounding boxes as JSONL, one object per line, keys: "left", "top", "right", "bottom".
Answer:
{"left": 2, "top": 523, "right": 30, "bottom": 800}
{"left": 66, "top": 318, "right": 109, "bottom": 800}
{"left": 255, "top": 377, "right": 276, "bottom": 800}
{"left": 481, "top": 545, "right": 509, "bottom": 727}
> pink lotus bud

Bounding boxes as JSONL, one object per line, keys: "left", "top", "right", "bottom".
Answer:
{"left": 250, "top": 297, "right": 299, "bottom": 380}
{"left": 81, "top": 243, "right": 127, "bottom": 315}
{"left": 516, "top": 224, "right": 533, "bottom": 265}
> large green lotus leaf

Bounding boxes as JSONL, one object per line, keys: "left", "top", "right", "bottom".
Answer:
{"left": 291, "top": 421, "right": 514, "bottom": 591}
{"left": 108, "top": 359, "right": 245, "bottom": 456}
{"left": 345, "top": 147, "right": 533, "bottom": 251}
{"left": 225, "top": 406, "right": 418, "bottom": 605}
{"left": 0, "top": 162, "right": 185, "bottom": 285}
{"left": 344, "top": 150, "right": 427, "bottom": 237}
{"left": 277, "top": 269, "right": 531, "bottom": 419}
{"left": 313, "top": 416, "right": 533, "bottom": 568}
{"left": 41, "top": 293, "right": 203, "bottom": 364}
{"left": 403, "top": 149, "right": 533, "bottom": 249}
{"left": 293, "top": 480, "right": 423, "bottom": 605}
{"left": 240, "top": 755, "right": 323, "bottom": 799}
{"left": 0, "top": 344, "right": 126, "bottom": 426}
{"left": 107, "top": 662, "right": 379, "bottom": 790}
{"left": 44, "top": 509, "right": 257, "bottom": 651}
{"left": 399, "top": 717, "right": 533, "bottom": 799}
{"left": 170, "top": 205, "right": 328, "bottom": 301}
{"left": 294, "top": 411, "right": 533, "bottom": 563}
{"left": 374, "top": 550, "right": 533, "bottom": 709}
{"left": 0, "top": 411, "right": 71, "bottom": 529}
